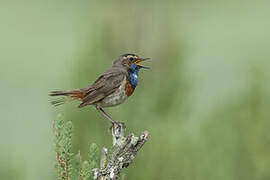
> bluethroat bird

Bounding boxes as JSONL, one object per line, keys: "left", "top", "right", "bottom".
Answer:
{"left": 49, "top": 53, "right": 150, "bottom": 123}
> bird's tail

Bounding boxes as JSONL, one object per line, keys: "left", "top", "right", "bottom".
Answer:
{"left": 49, "top": 90, "right": 84, "bottom": 106}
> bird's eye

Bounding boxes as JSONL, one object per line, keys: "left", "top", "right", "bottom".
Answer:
{"left": 129, "top": 57, "right": 134, "bottom": 61}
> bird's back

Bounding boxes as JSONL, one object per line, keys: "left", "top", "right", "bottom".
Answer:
{"left": 78, "top": 67, "right": 128, "bottom": 108}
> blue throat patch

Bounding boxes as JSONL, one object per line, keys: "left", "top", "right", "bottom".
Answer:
{"left": 128, "top": 64, "right": 141, "bottom": 89}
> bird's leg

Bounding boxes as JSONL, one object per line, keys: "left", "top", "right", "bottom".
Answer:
{"left": 95, "top": 105, "right": 115, "bottom": 124}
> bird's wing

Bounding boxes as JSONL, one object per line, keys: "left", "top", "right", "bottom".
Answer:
{"left": 78, "top": 68, "right": 126, "bottom": 108}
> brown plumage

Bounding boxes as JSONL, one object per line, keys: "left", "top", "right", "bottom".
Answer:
{"left": 49, "top": 68, "right": 127, "bottom": 107}
{"left": 78, "top": 68, "right": 127, "bottom": 108}
{"left": 125, "top": 78, "right": 134, "bottom": 96}
{"left": 50, "top": 90, "right": 84, "bottom": 99}
{"left": 49, "top": 53, "right": 149, "bottom": 123}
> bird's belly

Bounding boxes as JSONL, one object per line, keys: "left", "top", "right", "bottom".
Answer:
{"left": 98, "top": 79, "right": 128, "bottom": 107}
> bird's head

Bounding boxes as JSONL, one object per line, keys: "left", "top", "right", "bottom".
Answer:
{"left": 113, "top": 53, "right": 150, "bottom": 71}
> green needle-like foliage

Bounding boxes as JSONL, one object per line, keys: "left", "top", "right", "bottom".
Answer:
{"left": 54, "top": 115, "right": 73, "bottom": 180}
{"left": 53, "top": 115, "right": 99, "bottom": 180}
{"left": 71, "top": 152, "right": 82, "bottom": 180}
{"left": 88, "top": 144, "right": 99, "bottom": 171}
{"left": 80, "top": 161, "right": 91, "bottom": 180}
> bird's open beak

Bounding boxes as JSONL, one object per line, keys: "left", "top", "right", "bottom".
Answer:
{"left": 134, "top": 58, "right": 151, "bottom": 69}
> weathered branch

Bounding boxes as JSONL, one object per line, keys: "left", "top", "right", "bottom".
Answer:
{"left": 93, "top": 122, "right": 149, "bottom": 180}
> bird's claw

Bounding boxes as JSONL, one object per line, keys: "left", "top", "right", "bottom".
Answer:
{"left": 109, "top": 121, "right": 126, "bottom": 133}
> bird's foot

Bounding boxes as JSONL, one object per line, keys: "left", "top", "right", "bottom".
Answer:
{"left": 109, "top": 121, "right": 126, "bottom": 146}
{"left": 109, "top": 121, "right": 126, "bottom": 136}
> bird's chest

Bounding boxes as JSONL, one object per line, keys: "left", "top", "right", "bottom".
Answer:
{"left": 99, "top": 74, "right": 138, "bottom": 107}
{"left": 99, "top": 77, "right": 129, "bottom": 107}
{"left": 125, "top": 73, "right": 138, "bottom": 96}
{"left": 109, "top": 72, "right": 138, "bottom": 99}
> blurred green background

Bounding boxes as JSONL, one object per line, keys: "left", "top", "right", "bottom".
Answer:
{"left": 1, "top": 0, "right": 270, "bottom": 179}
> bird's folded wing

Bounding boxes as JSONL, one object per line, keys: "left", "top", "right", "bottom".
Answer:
{"left": 78, "top": 69, "right": 126, "bottom": 108}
